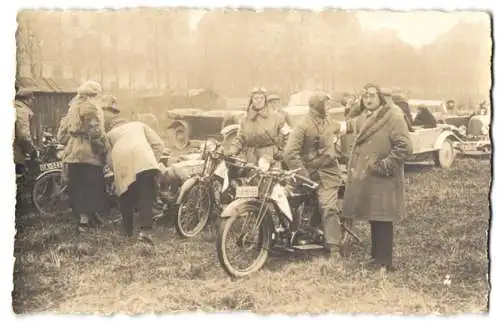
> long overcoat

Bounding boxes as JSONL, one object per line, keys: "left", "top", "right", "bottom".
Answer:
{"left": 106, "top": 120, "right": 165, "bottom": 197}
{"left": 13, "top": 100, "right": 34, "bottom": 165}
{"left": 342, "top": 103, "right": 413, "bottom": 222}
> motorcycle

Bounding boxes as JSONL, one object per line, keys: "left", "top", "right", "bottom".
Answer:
{"left": 102, "top": 148, "right": 206, "bottom": 225}
{"left": 17, "top": 132, "right": 69, "bottom": 217}
{"left": 174, "top": 138, "right": 257, "bottom": 238}
{"left": 215, "top": 156, "right": 358, "bottom": 278}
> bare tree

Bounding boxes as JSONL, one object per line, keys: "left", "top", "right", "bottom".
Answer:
{"left": 16, "top": 12, "right": 43, "bottom": 79}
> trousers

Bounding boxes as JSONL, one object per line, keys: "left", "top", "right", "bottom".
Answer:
{"left": 370, "top": 221, "right": 393, "bottom": 266}
{"left": 119, "top": 169, "right": 158, "bottom": 235}
{"left": 317, "top": 185, "right": 342, "bottom": 247}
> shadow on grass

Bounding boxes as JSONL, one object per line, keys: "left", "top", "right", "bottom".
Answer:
{"left": 404, "top": 163, "right": 435, "bottom": 173}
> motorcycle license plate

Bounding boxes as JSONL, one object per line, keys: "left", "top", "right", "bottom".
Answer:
{"left": 39, "top": 161, "right": 63, "bottom": 172}
{"left": 235, "top": 186, "right": 259, "bottom": 198}
{"left": 185, "top": 164, "right": 204, "bottom": 176}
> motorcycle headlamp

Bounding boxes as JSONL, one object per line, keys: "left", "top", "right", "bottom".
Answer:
{"left": 258, "top": 156, "right": 271, "bottom": 172}
{"left": 200, "top": 139, "right": 218, "bottom": 153}
{"left": 458, "top": 125, "right": 467, "bottom": 136}
{"left": 206, "top": 139, "right": 218, "bottom": 152}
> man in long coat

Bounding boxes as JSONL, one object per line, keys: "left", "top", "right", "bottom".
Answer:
{"left": 283, "top": 92, "right": 345, "bottom": 258}
{"left": 341, "top": 83, "right": 413, "bottom": 271}
{"left": 13, "top": 89, "right": 35, "bottom": 176}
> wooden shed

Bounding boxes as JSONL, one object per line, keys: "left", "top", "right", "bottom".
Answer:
{"left": 15, "top": 77, "right": 80, "bottom": 145}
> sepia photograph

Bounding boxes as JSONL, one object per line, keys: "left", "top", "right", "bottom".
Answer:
{"left": 7, "top": 3, "right": 492, "bottom": 316}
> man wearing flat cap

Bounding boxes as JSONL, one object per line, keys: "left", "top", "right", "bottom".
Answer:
{"left": 13, "top": 88, "right": 36, "bottom": 175}
{"left": 283, "top": 91, "right": 345, "bottom": 258}
{"left": 100, "top": 94, "right": 120, "bottom": 132}
{"left": 268, "top": 93, "right": 292, "bottom": 126}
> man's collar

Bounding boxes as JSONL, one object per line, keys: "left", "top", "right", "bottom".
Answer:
{"left": 248, "top": 107, "right": 269, "bottom": 120}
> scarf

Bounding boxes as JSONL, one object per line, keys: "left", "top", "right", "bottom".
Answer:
{"left": 355, "top": 103, "right": 393, "bottom": 146}
{"left": 247, "top": 106, "right": 269, "bottom": 121}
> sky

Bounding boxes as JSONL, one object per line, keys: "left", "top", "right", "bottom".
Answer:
{"left": 356, "top": 11, "right": 489, "bottom": 48}
{"left": 188, "top": 10, "right": 489, "bottom": 48}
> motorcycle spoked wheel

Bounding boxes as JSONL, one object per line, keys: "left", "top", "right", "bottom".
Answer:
{"left": 31, "top": 171, "right": 71, "bottom": 218}
{"left": 216, "top": 204, "right": 272, "bottom": 278}
{"left": 175, "top": 182, "right": 212, "bottom": 238}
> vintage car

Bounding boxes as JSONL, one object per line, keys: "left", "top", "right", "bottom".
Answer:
{"left": 454, "top": 113, "right": 491, "bottom": 155}
{"left": 407, "top": 99, "right": 448, "bottom": 122}
{"left": 165, "top": 108, "right": 246, "bottom": 150}
{"left": 221, "top": 94, "right": 464, "bottom": 169}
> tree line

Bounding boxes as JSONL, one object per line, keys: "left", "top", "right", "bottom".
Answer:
{"left": 16, "top": 9, "right": 491, "bottom": 109}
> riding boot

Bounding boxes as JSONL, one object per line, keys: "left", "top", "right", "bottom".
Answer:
{"left": 319, "top": 206, "right": 342, "bottom": 252}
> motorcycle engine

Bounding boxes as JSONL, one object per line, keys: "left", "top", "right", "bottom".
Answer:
{"left": 291, "top": 201, "right": 324, "bottom": 246}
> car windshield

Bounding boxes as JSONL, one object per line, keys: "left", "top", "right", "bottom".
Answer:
{"left": 408, "top": 100, "right": 446, "bottom": 115}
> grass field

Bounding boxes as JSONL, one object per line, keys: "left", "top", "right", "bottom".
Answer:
{"left": 12, "top": 157, "right": 491, "bottom": 315}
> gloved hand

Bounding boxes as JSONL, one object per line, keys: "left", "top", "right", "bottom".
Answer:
{"left": 273, "top": 151, "right": 283, "bottom": 161}
{"left": 29, "top": 149, "right": 39, "bottom": 161}
{"left": 370, "top": 158, "right": 394, "bottom": 177}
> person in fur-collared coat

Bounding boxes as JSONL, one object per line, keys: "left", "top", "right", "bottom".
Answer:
{"left": 341, "top": 83, "right": 413, "bottom": 272}
{"left": 58, "top": 80, "right": 108, "bottom": 232}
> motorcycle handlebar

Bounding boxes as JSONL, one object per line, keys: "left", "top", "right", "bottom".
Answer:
{"left": 294, "top": 174, "right": 320, "bottom": 190}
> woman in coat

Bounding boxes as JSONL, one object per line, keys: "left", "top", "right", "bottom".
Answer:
{"left": 227, "top": 88, "right": 291, "bottom": 165}
{"left": 341, "top": 83, "right": 413, "bottom": 272}
{"left": 58, "top": 80, "right": 108, "bottom": 232}
{"left": 104, "top": 112, "right": 165, "bottom": 245}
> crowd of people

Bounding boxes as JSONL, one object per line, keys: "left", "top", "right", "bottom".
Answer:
{"left": 16, "top": 80, "right": 487, "bottom": 273}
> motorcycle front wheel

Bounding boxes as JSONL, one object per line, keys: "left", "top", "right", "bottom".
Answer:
{"left": 175, "top": 182, "right": 212, "bottom": 238}
{"left": 216, "top": 203, "right": 272, "bottom": 278}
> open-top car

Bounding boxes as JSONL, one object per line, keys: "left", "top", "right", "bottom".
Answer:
{"left": 454, "top": 113, "right": 491, "bottom": 156}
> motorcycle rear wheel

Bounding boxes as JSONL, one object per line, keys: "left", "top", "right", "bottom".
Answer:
{"left": 216, "top": 204, "right": 271, "bottom": 278}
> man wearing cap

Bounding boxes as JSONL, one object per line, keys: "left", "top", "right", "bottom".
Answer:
{"left": 61, "top": 80, "right": 108, "bottom": 233}
{"left": 13, "top": 88, "right": 36, "bottom": 176}
{"left": 268, "top": 94, "right": 292, "bottom": 126}
{"left": 283, "top": 92, "right": 345, "bottom": 258}
{"left": 103, "top": 98, "right": 166, "bottom": 245}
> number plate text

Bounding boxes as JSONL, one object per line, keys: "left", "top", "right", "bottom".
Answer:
{"left": 39, "top": 161, "right": 63, "bottom": 172}
{"left": 235, "top": 186, "right": 259, "bottom": 198}
{"left": 185, "top": 164, "right": 204, "bottom": 176}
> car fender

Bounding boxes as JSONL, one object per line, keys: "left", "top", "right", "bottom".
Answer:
{"left": 220, "top": 124, "right": 240, "bottom": 137}
{"left": 176, "top": 176, "right": 202, "bottom": 204}
{"left": 434, "top": 130, "right": 464, "bottom": 150}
